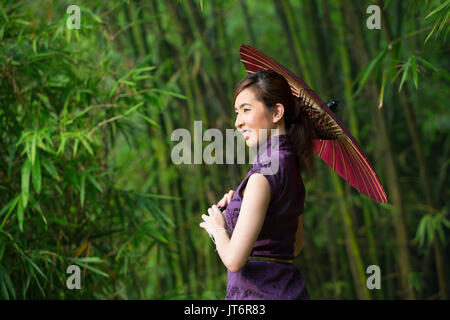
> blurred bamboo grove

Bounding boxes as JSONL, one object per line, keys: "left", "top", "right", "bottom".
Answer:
{"left": 0, "top": 0, "right": 448, "bottom": 299}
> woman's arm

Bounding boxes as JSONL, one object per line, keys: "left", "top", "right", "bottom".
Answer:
{"left": 293, "top": 215, "right": 303, "bottom": 257}
{"left": 212, "top": 173, "right": 270, "bottom": 273}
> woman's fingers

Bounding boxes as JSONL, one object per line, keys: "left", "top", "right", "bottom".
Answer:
{"left": 227, "top": 190, "right": 235, "bottom": 203}
{"left": 217, "top": 190, "right": 235, "bottom": 208}
{"left": 218, "top": 193, "right": 227, "bottom": 207}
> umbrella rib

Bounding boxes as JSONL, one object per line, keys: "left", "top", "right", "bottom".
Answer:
{"left": 242, "top": 52, "right": 343, "bottom": 139}
{"left": 242, "top": 51, "right": 335, "bottom": 133}
{"left": 337, "top": 138, "right": 364, "bottom": 195}
{"left": 241, "top": 52, "right": 318, "bottom": 104}
{"left": 343, "top": 137, "right": 386, "bottom": 202}
{"left": 345, "top": 140, "right": 379, "bottom": 200}
{"left": 241, "top": 58, "right": 305, "bottom": 99}
{"left": 336, "top": 139, "right": 349, "bottom": 183}
{"left": 241, "top": 52, "right": 286, "bottom": 78}
{"left": 332, "top": 141, "right": 336, "bottom": 171}
{"left": 343, "top": 135, "right": 380, "bottom": 181}
{"left": 242, "top": 45, "right": 350, "bottom": 137}
{"left": 317, "top": 138, "right": 368, "bottom": 200}
{"left": 343, "top": 140, "right": 370, "bottom": 198}
{"left": 318, "top": 140, "right": 326, "bottom": 158}
{"left": 242, "top": 46, "right": 330, "bottom": 112}
{"left": 243, "top": 46, "right": 310, "bottom": 89}
{"left": 344, "top": 136, "right": 386, "bottom": 201}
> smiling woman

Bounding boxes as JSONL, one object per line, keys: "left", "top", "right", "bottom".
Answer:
{"left": 199, "top": 69, "right": 316, "bottom": 300}
{"left": 234, "top": 87, "right": 287, "bottom": 148}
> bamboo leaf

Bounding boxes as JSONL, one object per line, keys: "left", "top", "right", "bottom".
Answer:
{"left": 84, "top": 7, "right": 103, "bottom": 23}
{"left": 23, "top": 255, "right": 47, "bottom": 281}
{"left": 32, "top": 36, "right": 38, "bottom": 54}
{"left": 87, "top": 174, "right": 103, "bottom": 193}
{"left": 65, "top": 166, "right": 80, "bottom": 190}
{"left": 17, "top": 198, "right": 24, "bottom": 232}
{"left": 416, "top": 214, "right": 429, "bottom": 249}
{"left": 441, "top": 214, "right": 450, "bottom": 229}
{"left": 66, "top": 25, "right": 71, "bottom": 43}
{"left": 425, "top": 0, "right": 449, "bottom": 19}
{"left": 416, "top": 56, "right": 439, "bottom": 72}
{"left": 31, "top": 154, "right": 41, "bottom": 194}
{"left": 71, "top": 106, "right": 93, "bottom": 122}
{"left": 138, "top": 113, "right": 160, "bottom": 128}
{"left": 78, "top": 263, "right": 110, "bottom": 278}
{"left": 15, "top": 130, "right": 34, "bottom": 148}
{"left": 36, "top": 93, "right": 51, "bottom": 109}
{"left": 0, "top": 25, "right": 5, "bottom": 41}
{"left": 67, "top": 257, "right": 109, "bottom": 277}
{"left": 73, "top": 139, "right": 79, "bottom": 157}
{"left": 70, "top": 257, "right": 104, "bottom": 264}
{"left": 435, "top": 222, "right": 445, "bottom": 244}
{"left": 378, "top": 70, "right": 388, "bottom": 108}
{"left": 0, "top": 196, "right": 20, "bottom": 219}
{"left": 41, "top": 156, "right": 60, "bottom": 181}
{"left": 118, "top": 79, "right": 136, "bottom": 87}
{"left": 151, "top": 88, "right": 187, "bottom": 100}
{"left": 410, "top": 56, "right": 418, "bottom": 88}
{"left": 21, "top": 158, "right": 31, "bottom": 208}
{"left": 0, "top": 276, "right": 9, "bottom": 299}
{"left": 142, "top": 93, "right": 163, "bottom": 110}
{"left": 0, "top": 196, "right": 20, "bottom": 231}
{"left": 424, "top": 22, "right": 439, "bottom": 43}
{"left": 144, "top": 224, "right": 168, "bottom": 244}
{"left": 426, "top": 217, "right": 434, "bottom": 247}
{"left": 0, "top": 265, "right": 16, "bottom": 300}
{"left": 7, "top": 144, "right": 16, "bottom": 180}
{"left": 31, "top": 131, "right": 37, "bottom": 165}
{"left": 80, "top": 136, "right": 94, "bottom": 156}
{"left": 57, "top": 133, "right": 67, "bottom": 155}
{"left": 32, "top": 200, "right": 47, "bottom": 226}
{"left": 353, "top": 48, "right": 388, "bottom": 97}
{"left": 399, "top": 58, "right": 411, "bottom": 92}
{"left": 80, "top": 172, "right": 86, "bottom": 207}
{"left": 123, "top": 101, "right": 145, "bottom": 116}
{"left": 0, "top": 241, "right": 5, "bottom": 262}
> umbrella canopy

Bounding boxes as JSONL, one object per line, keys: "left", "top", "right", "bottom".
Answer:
{"left": 239, "top": 44, "right": 387, "bottom": 203}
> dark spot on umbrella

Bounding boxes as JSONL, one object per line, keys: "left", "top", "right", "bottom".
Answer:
{"left": 326, "top": 99, "right": 340, "bottom": 113}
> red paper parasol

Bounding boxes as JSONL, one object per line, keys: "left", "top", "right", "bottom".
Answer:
{"left": 239, "top": 44, "right": 387, "bottom": 203}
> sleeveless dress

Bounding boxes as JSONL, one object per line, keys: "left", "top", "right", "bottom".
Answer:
{"left": 224, "top": 133, "right": 310, "bottom": 300}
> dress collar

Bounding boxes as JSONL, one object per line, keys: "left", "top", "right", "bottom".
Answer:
{"left": 252, "top": 133, "right": 293, "bottom": 165}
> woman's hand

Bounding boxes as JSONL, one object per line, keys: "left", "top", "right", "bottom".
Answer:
{"left": 217, "top": 190, "right": 235, "bottom": 208}
{"left": 199, "top": 205, "right": 226, "bottom": 236}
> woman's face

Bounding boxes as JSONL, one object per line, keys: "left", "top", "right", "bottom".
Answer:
{"left": 234, "top": 88, "right": 285, "bottom": 148}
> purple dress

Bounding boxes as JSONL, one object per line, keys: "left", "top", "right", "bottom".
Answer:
{"left": 224, "top": 133, "right": 310, "bottom": 300}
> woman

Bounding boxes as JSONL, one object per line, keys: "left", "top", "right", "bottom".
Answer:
{"left": 199, "top": 69, "right": 316, "bottom": 299}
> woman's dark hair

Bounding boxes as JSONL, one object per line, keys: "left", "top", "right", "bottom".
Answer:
{"left": 233, "top": 69, "right": 316, "bottom": 179}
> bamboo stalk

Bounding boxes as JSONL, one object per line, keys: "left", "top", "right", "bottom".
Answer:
{"left": 375, "top": 0, "right": 448, "bottom": 299}
{"left": 239, "top": 0, "right": 257, "bottom": 46}
{"left": 335, "top": 1, "right": 383, "bottom": 299}
{"left": 343, "top": 0, "right": 415, "bottom": 299}
{"left": 332, "top": 174, "right": 372, "bottom": 299}
{"left": 272, "top": 0, "right": 315, "bottom": 88}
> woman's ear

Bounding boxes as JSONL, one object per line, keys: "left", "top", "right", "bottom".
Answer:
{"left": 272, "top": 103, "right": 285, "bottom": 123}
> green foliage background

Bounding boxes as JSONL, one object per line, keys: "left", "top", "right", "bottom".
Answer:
{"left": 0, "top": 0, "right": 449, "bottom": 299}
